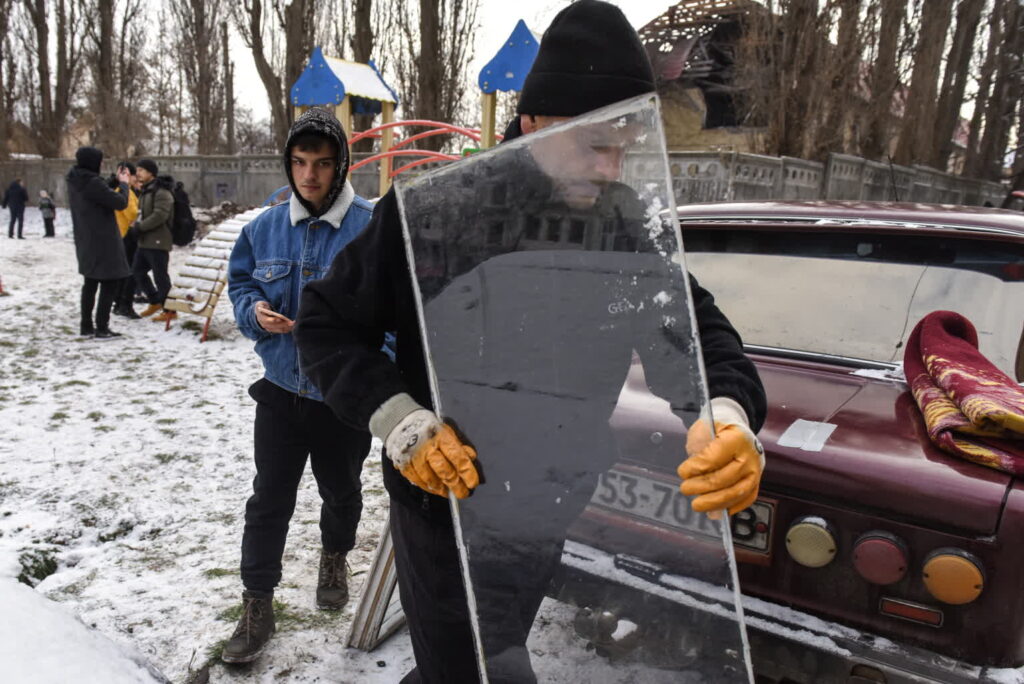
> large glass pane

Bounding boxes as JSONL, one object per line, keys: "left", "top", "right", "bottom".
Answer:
{"left": 396, "top": 94, "right": 752, "bottom": 683}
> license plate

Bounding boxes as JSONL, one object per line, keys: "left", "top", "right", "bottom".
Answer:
{"left": 589, "top": 467, "right": 772, "bottom": 552}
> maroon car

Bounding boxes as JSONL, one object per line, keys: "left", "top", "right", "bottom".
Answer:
{"left": 564, "top": 202, "right": 1024, "bottom": 683}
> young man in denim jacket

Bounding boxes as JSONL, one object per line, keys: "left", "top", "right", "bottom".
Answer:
{"left": 223, "top": 107, "right": 374, "bottom": 663}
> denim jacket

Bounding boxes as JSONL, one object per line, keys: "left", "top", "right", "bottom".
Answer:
{"left": 228, "top": 182, "right": 373, "bottom": 400}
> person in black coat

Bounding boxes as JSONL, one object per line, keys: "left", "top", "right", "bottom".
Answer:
{"left": 66, "top": 147, "right": 132, "bottom": 339}
{"left": 295, "top": 2, "right": 767, "bottom": 681}
{"left": 2, "top": 178, "right": 28, "bottom": 239}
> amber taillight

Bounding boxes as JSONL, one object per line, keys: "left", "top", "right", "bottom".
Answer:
{"left": 922, "top": 548, "right": 985, "bottom": 605}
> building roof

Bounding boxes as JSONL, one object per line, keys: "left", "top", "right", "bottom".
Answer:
{"left": 290, "top": 47, "right": 399, "bottom": 112}
{"left": 478, "top": 19, "right": 540, "bottom": 94}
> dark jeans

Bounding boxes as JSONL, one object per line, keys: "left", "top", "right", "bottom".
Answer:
{"left": 8, "top": 209, "right": 24, "bottom": 238}
{"left": 81, "top": 277, "right": 119, "bottom": 332}
{"left": 391, "top": 501, "right": 478, "bottom": 684}
{"left": 132, "top": 247, "right": 171, "bottom": 306}
{"left": 391, "top": 473, "right": 588, "bottom": 683}
{"left": 43, "top": 218, "right": 54, "bottom": 237}
{"left": 117, "top": 230, "right": 139, "bottom": 309}
{"left": 240, "top": 378, "right": 371, "bottom": 593}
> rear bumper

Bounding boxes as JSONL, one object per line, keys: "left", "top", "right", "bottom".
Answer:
{"left": 557, "top": 541, "right": 1007, "bottom": 684}
{"left": 742, "top": 601, "right": 985, "bottom": 684}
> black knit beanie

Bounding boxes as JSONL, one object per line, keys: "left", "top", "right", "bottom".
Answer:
{"left": 517, "top": 0, "right": 655, "bottom": 117}
{"left": 284, "top": 107, "right": 350, "bottom": 217}
{"left": 75, "top": 146, "right": 103, "bottom": 174}
{"left": 137, "top": 158, "right": 159, "bottom": 177}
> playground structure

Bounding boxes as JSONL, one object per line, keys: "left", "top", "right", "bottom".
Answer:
{"left": 164, "top": 21, "right": 541, "bottom": 340}
{"left": 289, "top": 21, "right": 539, "bottom": 196}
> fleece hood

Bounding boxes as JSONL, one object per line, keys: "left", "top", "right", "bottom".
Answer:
{"left": 284, "top": 108, "right": 350, "bottom": 218}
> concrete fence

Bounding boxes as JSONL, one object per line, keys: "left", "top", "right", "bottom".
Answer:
{"left": 0, "top": 151, "right": 1007, "bottom": 209}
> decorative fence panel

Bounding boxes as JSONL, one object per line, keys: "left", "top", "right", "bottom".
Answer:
{"left": 0, "top": 150, "right": 1008, "bottom": 208}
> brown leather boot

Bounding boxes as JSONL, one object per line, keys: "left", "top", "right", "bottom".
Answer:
{"left": 316, "top": 550, "right": 349, "bottom": 610}
{"left": 152, "top": 310, "right": 177, "bottom": 323}
{"left": 139, "top": 303, "right": 161, "bottom": 317}
{"left": 221, "top": 591, "right": 276, "bottom": 664}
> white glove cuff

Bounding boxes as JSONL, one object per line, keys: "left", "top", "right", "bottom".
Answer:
{"left": 708, "top": 396, "right": 749, "bottom": 429}
{"left": 369, "top": 392, "right": 424, "bottom": 442}
{"left": 709, "top": 396, "right": 765, "bottom": 470}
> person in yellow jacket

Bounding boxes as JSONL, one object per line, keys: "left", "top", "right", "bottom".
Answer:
{"left": 112, "top": 162, "right": 141, "bottom": 319}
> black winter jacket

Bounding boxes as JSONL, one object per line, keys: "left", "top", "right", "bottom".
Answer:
{"left": 66, "top": 166, "right": 130, "bottom": 280}
{"left": 2, "top": 181, "right": 28, "bottom": 213}
{"left": 296, "top": 171, "right": 766, "bottom": 520}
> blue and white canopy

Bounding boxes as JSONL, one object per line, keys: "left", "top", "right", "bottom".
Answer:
{"left": 478, "top": 20, "right": 540, "bottom": 94}
{"left": 290, "top": 47, "right": 399, "bottom": 115}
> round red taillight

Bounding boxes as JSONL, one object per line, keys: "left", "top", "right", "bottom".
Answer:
{"left": 852, "top": 531, "right": 908, "bottom": 585}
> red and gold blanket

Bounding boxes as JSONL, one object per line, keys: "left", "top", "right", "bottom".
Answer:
{"left": 904, "top": 311, "right": 1024, "bottom": 474}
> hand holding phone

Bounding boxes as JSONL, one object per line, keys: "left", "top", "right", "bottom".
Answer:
{"left": 255, "top": 301, "right": 294, "bottom": 333}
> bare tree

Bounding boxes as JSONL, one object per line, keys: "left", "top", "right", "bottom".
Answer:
{"left": 81, "top": 0, "right": 148, "bottom": 156}
{"left": 233, "top": 0, "right": 318, "bottom": 149}
{"left": 20, "top": 0, "right": 85, "bottom": 158}
{"left": 171, "top": 0, "right": 225, "bottom": 154}
{"left": 932, "top": 0, "right": 985, "bottom": 170}
{"left": 390, "top": 0, "right": 479, "bottom": 152}
{"left": 737, "top": 0, "right": 829, "bottom": 158}
{"left": 0, "top": 0, "right": 16, "bottom": 159}
{"left": 860, "top": 0, "right": 907, "bottom": 160}
{"left": 148, "top": 4, "right": 184, "bottom": 154}
{"left": 973, "top": 0, "right": 1023, "bottom": 180}
{"left": 223, "top": 21, "right": 235, "bottom": 154}
{"left": 811, "top": 0, "right": 864, "bottom": 160}
{"left": 892, "top": 0, "right": 955, "bottom": 166}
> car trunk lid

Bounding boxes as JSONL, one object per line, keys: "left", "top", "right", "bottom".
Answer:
{"left": 754, "top": 354, "right": 1011, "bottom": 535}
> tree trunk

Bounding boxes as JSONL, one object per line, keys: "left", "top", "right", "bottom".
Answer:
{"left": 25, "top": 0, "right": 57, "bottom": 157}
{"left": 976, "top": 0, "right": 1021, "bottom": 180}
{"left": 892, "top": 0, "right": 954, "bottom": 167}
{"left": 813, "top": 0, "right": 861, "bottom": 160}
{"left": 932, "top": 0, "right": 984, "bottom": 170}
{"left": 416, "top": 0, "right": 443, "bottom": 151}
{"left": 351, "top": 0, "right": 375, "bottom": 152}
{"left": 222, "top": 21, "right": 235, "bottom": 154}
{"left": 964, "top": 0, "right": 1003, "bottom": 177}
{"left": 283, "top": 0, "right": 316, "bottom": 138}
{"left": 861, "top": 0, "right": 905, "bottom": 160}
{"left": 93, "top": 0, "right": 116, "bottom": 152}
{"left": 0, "top": 0, "right": 13, "bottom": 160}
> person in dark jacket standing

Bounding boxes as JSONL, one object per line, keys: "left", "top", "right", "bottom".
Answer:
{"left": 112, "top": 162, "right": 141, "bottom": 319}
{"left": 220, "top": 108, "right": 377, "bottom": 664}
{"left": 2, "top": 178, "right": 28, "bottom": 239}
{"left": 133, "top": 159, "right": 175, "bottom": 322}
{"left": 38, "top": 190, "right": 57, "bottom": 238}
{"left": 66, "top": 147, "right": 131, "bottom": 339}
{"left": 294, "top": 2, "right": 767, "bottom": 681}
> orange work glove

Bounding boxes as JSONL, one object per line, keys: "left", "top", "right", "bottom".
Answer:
{"left": 677, "top": 397, "right": 764, "bottom": 516}
{"left": 383, "top": 406, "right": 479, "bottom": 499}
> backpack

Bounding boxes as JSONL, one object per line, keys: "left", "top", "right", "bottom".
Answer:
{"left": 159, "top": 175, "right": 197, "bottom": 246}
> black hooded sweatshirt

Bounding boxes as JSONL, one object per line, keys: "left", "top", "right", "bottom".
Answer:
{"left": 295, "top": 127, "right": 766, "bottom": 522}
{"left": 284, "top": 107, "right": 350, "bottom": 217}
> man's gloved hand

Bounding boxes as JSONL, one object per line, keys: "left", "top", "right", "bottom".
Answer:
{"left": 678, "top": 397, "right": 764, "bottom": 516}
{"left": 377, "top": 397, "right": 479, "bottom": 499}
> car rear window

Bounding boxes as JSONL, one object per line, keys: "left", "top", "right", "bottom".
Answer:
{"left": 683, "top": 228, "right": 1024, "bottom": 375}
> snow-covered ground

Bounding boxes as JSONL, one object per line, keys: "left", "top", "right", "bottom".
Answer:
{"left": 0, "top": 208, "right": 413, "bottom": 683}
